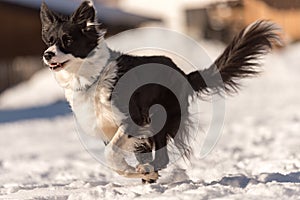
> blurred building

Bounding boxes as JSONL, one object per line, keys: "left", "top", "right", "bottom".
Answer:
{"left": 95, "top": 0, "right": 120, "bottom": 6}
{"left": 185, "top": 0, "right": 300, "bottom": 43}
{"left": 244, "top": 0, "right": 300, "bottom": 42}
{"left": 0, "top": 0, "right": 160, "bottom": 93}
{"left": 118, "top": 0, "right": 299, "bottom": 43}
{"left": 186, "top": 1, "right": 244, "bottom": 43}
{"left": 117, "top": 0, "right": 221, "bottom": 32}
{"left": 1, "top": 0, "right": 298, "bottom": 93}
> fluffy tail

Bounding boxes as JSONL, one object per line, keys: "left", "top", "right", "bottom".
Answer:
{"left": 188, "top": 20, "right": 282, "bottom": 94}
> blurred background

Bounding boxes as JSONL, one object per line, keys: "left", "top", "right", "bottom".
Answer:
{"left": 1, "top": 1, "right": 300, "bottom": 198}
{"left": 0, "top": 0, "right": 299, "bottom": 95}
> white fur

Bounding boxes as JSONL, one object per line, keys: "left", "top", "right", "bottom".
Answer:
{"left": 85, "top": 0, "right": 94, "bottom": 8}
{"left": 104, "top": 126, "right": 158, "bottom": 181}
{"left": 104, "top": 126, "right": 135, "bottom": 170}
{"left": 54, "top": 40, "right": 110, "bottom": 91}
{"left": 72, "top": 84, "right": 101, "bottom": 138}
{"left": 85, "top": 0, "right": 97, "bottom": 27}
{"left": 47, "top": 40, "right": 120, "bottom": 142}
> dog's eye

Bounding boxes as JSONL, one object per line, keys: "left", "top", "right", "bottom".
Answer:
{"left": 62, "top": 35, "right": 73, "bottom": 47}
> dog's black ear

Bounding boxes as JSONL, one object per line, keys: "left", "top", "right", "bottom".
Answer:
{"left": 71, "top": 1, "right": 96, "bottom": 27}
{"left": 40, "top": 2, "right": 59, "bottom": 31}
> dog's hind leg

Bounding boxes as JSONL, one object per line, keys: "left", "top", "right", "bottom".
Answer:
{"left": 136, "top": 131, "right": 169, "bottom": 174}
{"left": 151, "top": 135, "right": 170, "bottom": 171}
{"left": 134, "top": 140, "right": 153, "bottom": 164}
{"left": 134, "top": 139, "right": 157, "bottom": 184}
{"left": 135, "top": 138, "right": 168, "bottom": 184}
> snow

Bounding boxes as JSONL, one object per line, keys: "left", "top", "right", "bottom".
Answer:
{"left": 0, "top": 42, "right": 300, "bottom": 199}
{"left": 0, "top": 69, "right": 64, "bottom": 110}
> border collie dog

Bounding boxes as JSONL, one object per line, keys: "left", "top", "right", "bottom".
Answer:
{"left": 41, "top": 1, "right": 280, "bottom": 183}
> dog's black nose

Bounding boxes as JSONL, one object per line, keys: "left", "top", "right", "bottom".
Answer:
{"left": 44, "top": 51, "right": 55, "bottom": 61}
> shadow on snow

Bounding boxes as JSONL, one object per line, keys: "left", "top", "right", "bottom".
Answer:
{"left": 0, "top": 101, "right": 71, "bottom": 123}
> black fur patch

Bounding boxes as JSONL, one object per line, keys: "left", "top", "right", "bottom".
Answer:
{"left": 113, "top": 55, "right": 194, "bottom": 170}
{"left": 40, "top": 1, "right": 99, "bottom": 58}
{"left": 111, "top": 21, "right": 281, "bottom": 170}
{"left": 188, "top": 20, "right": 281, "bottom": 94}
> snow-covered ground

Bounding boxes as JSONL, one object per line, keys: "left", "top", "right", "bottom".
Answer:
{"left": 0, "top": 41, "right": 300, "bottom": 199}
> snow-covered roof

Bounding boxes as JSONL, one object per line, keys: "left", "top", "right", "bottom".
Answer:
{"left": 1, "top": 0, "right": 161, "bottom": 26}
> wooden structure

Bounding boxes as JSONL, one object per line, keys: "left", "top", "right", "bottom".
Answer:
{"left": 185, "top": 1, "right": 244, "bottom": 43}
{"left": 0, "top": 0, "right": 160, "bottom": 93}
{"left": 186, "top": 0, "right": 300, "bottom": 43}
{"left": 244, "top": 0, "right": 300, "bottom": 42}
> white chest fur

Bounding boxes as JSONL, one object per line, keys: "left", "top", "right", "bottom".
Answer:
{"left": 64, "top": 75, "right": 119, "bottom": 142}
{"left": 53, "top": 41, "right": 121, "bottom": 142}
{"left": 69, "top": 87, "right": 101, "bottom": 138}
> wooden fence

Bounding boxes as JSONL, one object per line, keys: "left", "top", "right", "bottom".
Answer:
{"left": 0, "top": 57, "right": 43, "bottom": 93}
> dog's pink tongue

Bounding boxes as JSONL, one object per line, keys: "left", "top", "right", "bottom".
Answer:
{"left": 50, "top": 63, "right": 63, "bottom": 68}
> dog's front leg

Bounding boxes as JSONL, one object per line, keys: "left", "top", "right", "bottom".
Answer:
{"left": 105, "top": 126, "right": 158, "bottom": 181}
{"left": 104, "top": 127, "right": 134, "bottom": 173}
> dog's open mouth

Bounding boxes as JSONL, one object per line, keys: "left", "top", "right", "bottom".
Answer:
{"left": 49, "top": 60, "right": 69, "bottom": 71}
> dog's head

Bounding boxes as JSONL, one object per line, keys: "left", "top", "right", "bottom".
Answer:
{"left": 40, "top": 1, "right": 102, "bottom": 71}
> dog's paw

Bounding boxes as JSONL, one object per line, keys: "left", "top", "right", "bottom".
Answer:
{"left": 136, "top": 163, "right": 159, "bottom": 183}
{"left": 142, "top": 178, "right": 156, "bottom": 184}
{"left": 136, "top": 163, "right": 155, "bottom": 174}
{"left": 141, "top": 171, "right": 159, "bottom": 184}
